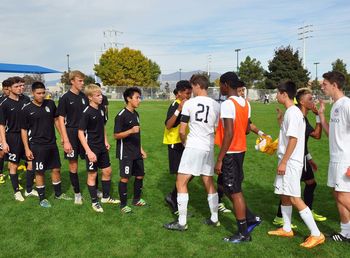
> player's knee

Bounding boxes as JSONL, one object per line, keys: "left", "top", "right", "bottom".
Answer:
{"left": 136, "top": 176, "right": 143, "bottom": 180}
{"left": 120, "top": 177, "right": 129, "bottom": 183}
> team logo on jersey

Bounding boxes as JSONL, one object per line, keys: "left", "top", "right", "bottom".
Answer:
{"left": 334, "top": 108, "right": 339, "bottom": 116}
{"left": 101, "top": 110, "right": 104, "bottom": 117}
{"left": 45, "top": 106, "right": 50, "bottom": 112}
{"left": 82, "top": 98, "right": 86, "bottom": 105}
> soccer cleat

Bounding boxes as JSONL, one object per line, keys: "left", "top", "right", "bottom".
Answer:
{"left": 39, "top": 199, "right": 52, "bottom": 208}
{"left": 101, "top": 197, "right": 120, "bottom": 204}
{"left": 133, "top": 198, "right": 147, "bottom": 206}
{"left": 272, "top": 216, "right": 297, "bottom": 229}
{"left": 203, "top": 218, "right": 220, "bottom": 227}
{"left": 218, "top": 202, "right": 232, "bottom": 213}
{"left": 97, "top": 190, "right": 103, "bottom": 199}
{"left": 74, "top": 193, "right": 83, "bottom": 205}
{"left": 247, "top": 217, "right": 262, "bottom": 233}
{"left": 300, "top": 233, "right": 325, "bottom": 248}
{"left": 92, "top": 202, "right": 104, "bottom": 213}
{"left": 0, "top": 175, "right": 5, "bottom": 184}
{"left": 329, "top": 233, "right": 350, "bottom": 242}
{"left": 223, "top": 233, "right": 252, "bottom": 243}
{"left": 164, "top": 221, "right": 188, "bottom": 231}
{"left": 312, "top": 210, "right": 327, "bottom": 222}
{"left": 25, "top": 189, "right": 39, "bottom": 197}
{"left": 165, "top": 194, "right": 177, "bottom": 212}
{"left": 268, "top": 227, "right": 294, "bottom": 237}
{"left": 14, "top": 191, "right": 25, "bottom": 202}
{"left": 121, "top": 205, "right": 132, "bottom": 214}
{"left": 55, "top": 193, "right": 73, "bottom": 201}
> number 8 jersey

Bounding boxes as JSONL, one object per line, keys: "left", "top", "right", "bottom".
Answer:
{"left": 181, "top": 96, "right": 220, "bottom": 151}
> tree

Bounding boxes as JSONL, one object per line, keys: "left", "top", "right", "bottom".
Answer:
{"left": 60, "top": 71, "right": 70, "bottom": 85}
{"left": 331, "top": 59, "right": 350, "bottom": 88}
{"left": 265, "top": 46, "right": 310, "bottom": 89}
{"left": 238, "top": 56, "right": 265, "bottom": 88}
{"left": 94, "top": 47, "right": 161, "bottom": 87}
{"left": 23, "top": 74, "right": 45, "bottom": 85}
{"left": 84, "top": 75, "right": 95, "bottom": 85}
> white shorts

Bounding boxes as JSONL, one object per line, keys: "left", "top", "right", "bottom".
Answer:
{"left": 178, "top": 147, "right": 214, "bottom": 176}
{"left": 274, "top": 161, "right": 303, "bottom": 197}
{"left": 327, "top": 162, "right": 350, "bottom": 192}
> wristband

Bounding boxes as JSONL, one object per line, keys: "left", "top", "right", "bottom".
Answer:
{"left": 258, "top": 130, "right": 264, "bottom": 136}
{"left": 315, "top": 115, "right": 320, "bottom": 123}
{"left": 306, "top": 153, "right": 312, "bottom": 161}
{"left": 174, "top": 110, "right": 180, "bottom": 117}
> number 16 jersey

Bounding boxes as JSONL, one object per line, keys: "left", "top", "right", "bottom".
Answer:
{"left": 181, "top": 96, "right": 220, "bottom": 151}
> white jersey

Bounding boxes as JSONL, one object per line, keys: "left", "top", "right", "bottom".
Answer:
{"left": 329, "top": 96, "right": 350, "bottom": 163}
{"left": 277, "top": 105, "right": 305, "bottom": 165}
{"left": 181, "top": 96, "right": 220, "bottom": 151}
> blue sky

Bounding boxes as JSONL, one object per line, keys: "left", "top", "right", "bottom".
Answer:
{"left": 1, "top": 0, "right": 349, "bottom": 82}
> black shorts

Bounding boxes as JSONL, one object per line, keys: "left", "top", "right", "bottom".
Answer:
{"left": 86, "top": 149, "right": 110, "bottom": 172}
{"left": 301, "top": 159, "right": 315, "bottom": 181}
{"left": 167, "top": 143, "right": 184, "bottom": 174}
{"left": 222, "top": 152, "right": 245, "bottom": 194}
{"left": 65, "top": 128, "right": 85, "bottom": 160}
{"left": 5, "top": 133, "right": 25, "bottom": 164}
{"left": 31, "top": 144, "right": 61, "bottom": 172}
{"left": 119, "top": 158, "right": 145, "bottom": 178}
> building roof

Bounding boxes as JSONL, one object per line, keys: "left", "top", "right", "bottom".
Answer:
{"left": 0, "top": 63, "right": 61, "bottom": 74}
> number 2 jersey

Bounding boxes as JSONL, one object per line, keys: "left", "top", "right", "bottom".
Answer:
{"left": 181, "top": 96, "right": 220, "bottom": 151}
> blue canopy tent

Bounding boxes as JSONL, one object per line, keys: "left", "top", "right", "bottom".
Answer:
{"left": 0, "top": 63, "right": 61, "bottom": 74}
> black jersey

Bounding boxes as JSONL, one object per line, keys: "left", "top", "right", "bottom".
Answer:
{"left": 165, "top": 100, "right": 181, "bottom": 127}
{"left": 79, "top": 106, "right": 107, "bottom": 150}
{"left": 304, "top": 116, "right": 314, "bottom": 157}
{"left": 21, "top": 100, "right": 57, "bottom": 146}
{"left": 19, "top": 94, "right": 31, "bottom": 103}
{"left": 114, "top": 108, "right": 141, "bottom": 160}
{"left": 0, "top": 94, "right": 7, "bottom": 103}
{"left": 56, "top": 90, "right": 89, "bottom": 128}
{"left": 0, "top": 97, "right": 30, "bottom": 133}
{"left": 99, "top": 94, "right": 109, "bottom": 121}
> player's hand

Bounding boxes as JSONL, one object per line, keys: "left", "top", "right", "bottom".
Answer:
{"left": 215, "top": 160, "right": 222, "bottom": 175}
{"left": 141, "top": 148, "right": 147, "bottom": 159}
{"left": 277, "top": 161, "right": 286, "bottom": 175}
{"left": 130, "top": 126, "right": 140, "bottom": 134}
{"left": 276, "top": 108, "right": 283, "bottom": 120}
{"left": 105, "top": 141, "right": 110, "bottom": 151}
{"left": 60, "top": 138, "right": 64, "bottom": 146}
{"left": 87, "top": 150, "right": 97, "bottom": 163}
{"left": 25, "top": 149, "right": 34, "bottom": 161}
{"left": 2, "top": 142, "right": 9, "bottom": 153}
{"left": 63, "top": 141, "right": 73, "bottom": 155}
{"left": 318, "top": 99, "right": 325, "bottom": 115}
{"left": 309, "top": 159, "right": 318, "bottom": 172}
{"left": 311, "top": 103, "right": 319, "bottom": 115}
{"left": 178, "top": 99, "right": 187, "bottom": 111}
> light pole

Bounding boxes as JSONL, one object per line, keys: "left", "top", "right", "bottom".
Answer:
{"left": 314, "top": 62, "right": 319, "bottom": 81}
{"left": 234, "top": 49, "right": 241, "bottom": 72}
{"left": 179, "top": 68, "right": 182, "bottom": 80}
{"left": 67, "top": 54, "right": 70, "bottom": 73}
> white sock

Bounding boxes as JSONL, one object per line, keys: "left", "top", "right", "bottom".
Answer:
{"left": 207, "top": 192, "right": 219, "bottom": 223}
{"left": 281, "top": 205, "right": 293, "bottom": 232}
{"left": 340, "top": 221, "right": 350, "bottom": 238}
{"left": 177, "top": 193, "right": 189, "bottom": 226}
{"left": 299, "top": 206, "right": 321, "bottom": 236}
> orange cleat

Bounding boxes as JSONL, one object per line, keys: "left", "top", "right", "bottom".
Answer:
{"left": 268, "top": 227, "right": 294, "bottom": 237}
{"left": 300, "top": 233, "right": 325, "bottom": 248}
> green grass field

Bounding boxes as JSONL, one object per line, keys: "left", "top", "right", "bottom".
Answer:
{"left": 0, "top": 101, "right": 347, "bottom": 258}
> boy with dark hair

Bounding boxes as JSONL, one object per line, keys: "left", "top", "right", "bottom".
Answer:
{"left": 78, "top": 84, "right": 119, "bottom": 213}
{"left": 21, "top": 82, "right": 71, "bottom": 208}
{"left": 215, "top": 72, "right": 260, "bottom": 243}
{"left": 318, "top": 71, "right": 350, "bottom": 242}
{"left": 114, "top": 87, "right": 147, "bottom": 213}
{"left": 163, "top": 80, "right": 192, "bottom": 214}
{"left": 0, "top": 77, "right": 36, "bottom": 201}
{"left": 95, "top": 82, "right": 109, "bottom": 121}
{"left": 57, "top": 70, "right": 89, "bottom": 204}
{"left": 268, "top": 81, "right": 324, "bottom": 248}
{"left": 13, "top": 76, "right": 31, "bottom": 103}
{"left": 164, "top": 74, "right": 220, "bottom": 231}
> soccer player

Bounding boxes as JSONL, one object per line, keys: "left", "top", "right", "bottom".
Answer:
{"left": 163, "top": 80, "right": 192, "bottom": 214}
{"left": 214, "top": 72, "right": 260, "bottom": 243}
{"left": 0, "top": 79, "right": 11, "bottom": 184}
{"left": 318, "top": 71, "right": 350, "bottom": 242}
{"left": 95, "top": 82, "right": 109, "bottom": 120}
{"left": 78, "top": 84, "right": 119, "bottom": 213}
{"left": 21, "top": 82, "right": 72, "bottom": 208}
{"left": 273, "top": 88, "right": 326, "bottom": 227}
{"left": 57, "top": 70, "right": 89, "bottom": 204}
{"left": 268, "top": 81, "right": 324, "bottom": 249}
{"left": 164, "top": 74, "right": 220, "bottom": 231}
{"left": 114, "top": 87, "right": 147, "bottom": 213}
{"left": 0, "top": 77, "right": 37, "bottom": 201}
{"left": 14, "top": 76, "right": 31, "bottom": 103}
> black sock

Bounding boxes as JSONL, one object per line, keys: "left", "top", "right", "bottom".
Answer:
{"left": 133, "top": 178, "right": 143, "bottom": 201}
{"left": 118, "top": 181, "right": 128, "bottom": 207}
{"left": 95, "top": 174, "right": 99, "bottom": 190}
{"left": 246, "top": 207, "right": 257, "bottom": 223}
{"left": 304, "top": 182, "right": 316, "bottom": 210}
{"left": 69, "top": 172, "right": 80, "bottom": 193}
{"left": 26, "top": 169, "right": 35, "bottom": 193}
{"left": 88, "top": 185, "right": 98, "bottom": 203}
{"left": 102, "top": 180, "right": 111, "bottom": 198}
{"left": 53, "top": 181, "right": 62, "bottom": 197}
{"left": 10, "top": 174, "right": 19, "bottom": 192}
{"left": 0, "top": 158, "right": 4, "bottom": 173}
{"left": 37, "top": 186, "right": 46, "bottom": 201}
{"left": 217, "top": 175, "right": 224, "bottom": 203}
{"left": 237, "top": 219, "right": 249, "bottom": 236}
{"left": 277, "top": 200, "right": 282, "bottom": 218}
{"left": 171, "top": 186, "right": 177, "bottom": 203}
